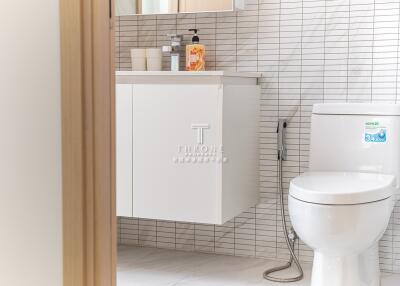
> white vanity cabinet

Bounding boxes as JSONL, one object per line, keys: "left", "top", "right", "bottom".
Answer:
{"left": 116, "top": 71, "right": 260, "bottom": 224}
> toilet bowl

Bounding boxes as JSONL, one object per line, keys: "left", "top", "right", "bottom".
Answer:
{"left": 289, "top": 172, "right": 396, "bottom": 286}
{"left": 288, "top": 103, "right": 400, "bottom": 285}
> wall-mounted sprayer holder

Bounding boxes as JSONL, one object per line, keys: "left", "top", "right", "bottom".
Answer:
{"left": 277, "top": 119, "right": 287, "bottom": 161}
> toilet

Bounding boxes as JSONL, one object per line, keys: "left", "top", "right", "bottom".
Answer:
{"left": 288, "top": 103, "right": 400, "bottom": 286}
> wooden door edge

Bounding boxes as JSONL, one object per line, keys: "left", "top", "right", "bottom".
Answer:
{"left": 60, "top": 0, "right": 116, "bottom": 285}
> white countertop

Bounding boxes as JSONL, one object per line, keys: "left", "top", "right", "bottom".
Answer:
{"left": 116, "top": 71, "right": 262, "bottom": 78}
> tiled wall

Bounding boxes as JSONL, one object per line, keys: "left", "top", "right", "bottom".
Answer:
{"left": 115, "top": 0, "right": 400, "bottom": 273}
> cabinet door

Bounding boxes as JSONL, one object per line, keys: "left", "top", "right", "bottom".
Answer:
{"left": 116, "top": 84, "right": 133, "bottom": 217}
{"left": 132, "top": 84, "right": 222, "bottom": 223}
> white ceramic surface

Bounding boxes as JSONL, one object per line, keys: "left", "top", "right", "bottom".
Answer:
{"left": 290, "top": 171, "right": 396, "bottom": 204}
{"left": 288, "top": 103, "right": 400, "bottom": 286}
{"left": 309, "top": 104, "right": 400, "bottom": 189}
{"left": 289, "top": 196, "right": 393, "bottom": 286}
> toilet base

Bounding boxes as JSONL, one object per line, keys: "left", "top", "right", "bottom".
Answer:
{"left": 311, "top": 244, "right": 380, "bottom": 286}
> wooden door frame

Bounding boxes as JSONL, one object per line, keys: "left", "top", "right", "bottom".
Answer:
{"left": 60, "top": 0, "right": 116, "bottom": 285}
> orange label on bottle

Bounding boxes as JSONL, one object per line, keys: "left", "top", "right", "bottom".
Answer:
{"left": 186, "top": 45, "right": 205, "bottom": 71}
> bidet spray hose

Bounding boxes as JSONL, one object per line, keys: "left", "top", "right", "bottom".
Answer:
{"left": 263, "top": 121, "right": 304, "bottom": 283}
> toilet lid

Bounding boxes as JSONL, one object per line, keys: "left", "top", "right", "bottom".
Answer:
{"left": 289, "top": 172, "right": 396, "bottom": 205}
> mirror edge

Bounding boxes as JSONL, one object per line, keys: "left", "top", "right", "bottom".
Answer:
{"left": 115, "top": 0, "right": 245, "bottom": 17}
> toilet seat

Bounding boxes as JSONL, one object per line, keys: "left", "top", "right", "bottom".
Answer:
{"left": 290, "top": 172, "right": 396, "bottom": 205}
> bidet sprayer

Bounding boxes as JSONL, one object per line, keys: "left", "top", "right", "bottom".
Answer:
{"left": 277, "top": 119, "right": 287, "bottom": 161}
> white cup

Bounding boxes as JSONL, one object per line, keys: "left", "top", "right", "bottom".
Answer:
{"left": 131, "top": 48, "right": 146, "bottom": 71}
{"left": 146, "top": 48, "right": 162, "bottom": 71}
{"left": 146, "top": 48, "right": 162, "bottom": 58}
{"left": 146, "top": 57, "right": 162, "bottom": 71}
{"left": 130, "top": 48, "right": 146, "bottom": 58}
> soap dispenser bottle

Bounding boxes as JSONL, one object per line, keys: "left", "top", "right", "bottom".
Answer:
{"left": 186, "top": 29, "right": 206, "bottom": 71}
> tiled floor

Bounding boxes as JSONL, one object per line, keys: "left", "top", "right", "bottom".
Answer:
{"left": 118, "top": 245, "right": 400, "bottom": 286}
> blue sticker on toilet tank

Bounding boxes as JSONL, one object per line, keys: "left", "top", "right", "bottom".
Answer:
{"left": 364, "top": 121, "right": 387, "bottom": 143}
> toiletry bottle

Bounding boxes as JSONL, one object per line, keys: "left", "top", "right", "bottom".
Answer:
{"left": 186, "top": 29, "right": 205, "bottom": 71}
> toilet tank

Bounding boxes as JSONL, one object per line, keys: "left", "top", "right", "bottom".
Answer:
{"left": 309, "top": 103, "right": 400, "bottom": 187}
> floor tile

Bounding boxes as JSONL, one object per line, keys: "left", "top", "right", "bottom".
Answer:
{"left": 118, "top": 246, "right": 400, "bottom": 286}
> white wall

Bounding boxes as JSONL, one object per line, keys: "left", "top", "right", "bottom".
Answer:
{"left": 0, "top": 1, "right": 62, "bottom": 286}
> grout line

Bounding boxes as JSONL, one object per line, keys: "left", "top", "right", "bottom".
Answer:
{"left": 346, "top": 0, "right": 351, "bottom": 102}
{"left": 255, "top": 0, "right": 260, "bottom": 259}
{"left": 371, "top": 0, "right": 376, "bottom": 102}
{"left": 322, "top": 0, "right": 327, "bottom": 103}
{"left": 298, "top": 0, "right": 304, "bottom": 258}
{"left": 396, "top": 1, "right": 400, "bottom": 104}
{"left": 276, "top": 0, "right": 282, "bottom": 260}
{"left": 138, "top": 218, "right": 140, "bottom": 246}
{"left": 235, "top": 11, "right": 238, "bottom": 72}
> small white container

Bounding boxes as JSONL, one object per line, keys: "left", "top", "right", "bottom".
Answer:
{"left": 130, "top": 48, "right": 146, "bottom": 58}
{"left": 130, "top": 48, "right": 146, "bottom": 71}
{"left": 146, "top": 48, "right": 162, "bottom": 71}
{"left": 146, "top": 48, "right": 162, "bottom": 58}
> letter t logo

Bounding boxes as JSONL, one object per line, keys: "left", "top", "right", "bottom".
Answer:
{"left": 191, "top": 124, "right": 210, "bottom": 145}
